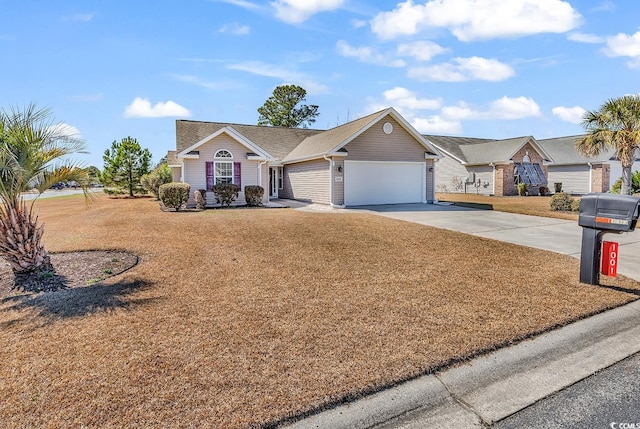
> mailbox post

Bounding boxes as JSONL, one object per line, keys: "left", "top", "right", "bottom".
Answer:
{"left": 578, "top": 194, "right": 640, "bottom": 285}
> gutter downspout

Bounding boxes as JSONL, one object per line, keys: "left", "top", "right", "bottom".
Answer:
{"left": 490, "top": 162, "right": 495, "bottom": 195}
{"left": 324, "top": 154, "right": 333, "bottom": 207}
{"left": 588, "top": 162, "right": 592, "bottom": 193}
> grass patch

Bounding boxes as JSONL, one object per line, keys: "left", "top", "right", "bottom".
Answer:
{"left": 437, "top": 192, "right": 579, "bottom": 220}
{"left": 0, "top": 194, "right": 637, "bottom": 428}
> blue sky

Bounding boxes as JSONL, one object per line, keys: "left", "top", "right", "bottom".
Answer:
{"left": 2, "top": 0, "right": 639, "bottom": 167}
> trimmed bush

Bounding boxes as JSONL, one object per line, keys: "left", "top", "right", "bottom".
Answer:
{"left": 517, "top": 183, "right": 527, "bottom": 196}
{"left": 571, "top": 198, "right": 581, "bottom": 212}
{"left": 244, "top": 185, "right": 264, "bottom": 207}
{"left": 194, "top": 189, "right": 207, "bottom": 210}
{"left": 213, "top": 183, "right": 239, "bottom": 207}
{"left": 550, "top": 192, "right": 575, "bottom": 211}
{"left": 159, "top": 182, "right": 190, "bottom": 211}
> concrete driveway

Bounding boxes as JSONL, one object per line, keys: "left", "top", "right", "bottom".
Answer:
{"left": 349, "top": 203, "right": 640, "bottom": 282}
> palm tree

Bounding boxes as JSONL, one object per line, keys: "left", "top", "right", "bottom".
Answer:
{"left": 576, "top": 95, "right": 640, "bottom": 195}
{"left": 0, "top": 104, "right": 89, "bottom": 291}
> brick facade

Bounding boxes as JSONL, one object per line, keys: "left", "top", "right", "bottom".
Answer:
{"left": 590, "top": 163, "right": 610, "bottom": 193}
{"left": 496, "top": 143, "right": 549, "bottom": 196}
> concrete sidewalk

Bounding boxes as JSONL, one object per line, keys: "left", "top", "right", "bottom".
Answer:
{"left": 284, "top": 202, "right": 640, "bottom": 428}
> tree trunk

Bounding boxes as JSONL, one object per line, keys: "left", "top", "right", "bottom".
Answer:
{"left": 621, "top": 161, "right": 633, "bottom": 195}
{"left": 0, "top": 200, "right": 61, "bottom": 292}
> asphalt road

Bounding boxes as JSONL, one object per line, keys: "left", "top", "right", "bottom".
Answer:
{"left": 493, "top": 352, "right": 640, "bottom": 429}
{"left": 21, "top": 188, "right": 100, "bottom": 200}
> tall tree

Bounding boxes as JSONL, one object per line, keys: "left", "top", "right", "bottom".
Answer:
{"left": 576, "top": 95, "right": 640, "bottom": 195}
{"left": 102, "top": 137, "right": 152, "bottom": 197}
{"left": 257, "top": 84, "right": 319, "bottom": 128}
{"left": 0, "top": 104, "right": 89, "bottom": 291}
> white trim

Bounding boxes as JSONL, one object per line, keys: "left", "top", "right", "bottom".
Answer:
{"left": 214, "top": 149, "right": 233, "bottom": 159}
{"left": 588, "top": 162, "right": 593, "bottom": 193}
{"left": 509, "top": 137, "right": 555, "bottom": 164}
{"left": 181, "top": 154, "right": 199, "bottom": 159}
{"left": 430, "top": 143, "right": 466, "bottom": 164}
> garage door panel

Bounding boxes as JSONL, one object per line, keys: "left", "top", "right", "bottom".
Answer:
{"left": 345, "top": 161, "right": 424, "bottom": 206}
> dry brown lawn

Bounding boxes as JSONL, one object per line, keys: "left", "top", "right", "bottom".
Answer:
{"left": 436, "top": 192, "right": 579, "bottom": 220}
{"left": 1, "top": 194, "right": 638, "bottom": 428}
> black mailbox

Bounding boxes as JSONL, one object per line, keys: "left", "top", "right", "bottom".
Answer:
{"left": 578, "top": 193, "right": 640, "bottom": 285}
{"left": 578, "top": 193, "right": 640, "bottom": 232}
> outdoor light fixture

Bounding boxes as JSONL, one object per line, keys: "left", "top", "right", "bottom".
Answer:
{"left": 337, "top": 165, "right": 343, "bottom": 172}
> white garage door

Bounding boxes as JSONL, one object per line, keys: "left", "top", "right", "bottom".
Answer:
{"left": 344, "top": 161, "right": 425, "bottom": 206}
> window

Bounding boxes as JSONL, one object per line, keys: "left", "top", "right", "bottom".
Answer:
{"left": 278, "top": 167, "right": 283, "bottom": 189}
{"left": 215, "top": 161, "right": 233, "bottom": 185}
{"left": 215, "top": 149, "right": 232, "bottom": 159}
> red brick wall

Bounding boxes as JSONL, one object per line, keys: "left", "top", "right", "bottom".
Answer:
{"left": 590, "top": 163, "right": 610, "bottom": 193}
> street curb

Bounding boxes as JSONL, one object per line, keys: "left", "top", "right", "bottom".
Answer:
{"left": 284, "top": 300, "right": 640, "bottom": 429}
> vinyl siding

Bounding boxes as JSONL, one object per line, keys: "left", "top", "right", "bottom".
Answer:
{"left": 281, "top": 158, "right": 330, "bottom": 204}
{"left": 343, "top": 116, "right": 428, "bottom": 162}
{"left": 182, "top": 133, "right": 262, "bottom": 206}
{"left": 547, "top": 165, "right": 590, "bottom": 194}
{"left": 435, "top": 155, "right": 472, "bottom": 193}
{"left": 333, "top": 158, "right": 345, "bottom": 206}
{"left": 426, "top": 159, "right": 435, "bottom": 202}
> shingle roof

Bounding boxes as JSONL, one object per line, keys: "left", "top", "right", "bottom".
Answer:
{"left": 423, "top": 135, "right": 494, "bottom": 162}
{"left": 175, "top": 120, "right": 322, "bottom": 161}
{"left": 425, "top": 135, "right": 542, "bottom": 164}
{"left": 537, "top": 134, "right": 615, "bottom": 164}
{"left": 282, "top": 110, "right": 385, "bottom": 162}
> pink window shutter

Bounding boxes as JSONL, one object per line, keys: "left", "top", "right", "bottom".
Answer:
{"left": 233, "top": 162, "right": 241, "bottom": 188}
{"left": 206, "top": 162, "right": 214, "bottom": 191}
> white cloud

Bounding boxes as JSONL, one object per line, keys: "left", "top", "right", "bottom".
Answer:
{"left": 170, "top": 74, "right": 230, "bottom": 90}
{"left": 219, "top": 22, "right": 250, "bottom": 35}
{"left": 228, "top": 61, "right": 328, "bottom": 94}
{"left": 568, "top": 32, "right": 604, "bottom": 44}
{"left": 336, "top": 40, "right": 406, "bottom": 67}
{"left": 412, "top": 116, "right": 462, "bottom": 134}
{"left": 351, "top": 19, "right": 367, "bottom": 29}
{"left": 49, "top": 123, "right": 83, "bottom": 140}
{"left": 371, "top": 0, "right": 581, "bottom": 41}
{"left": 271, "top": 0, "right": 345, "bottom": 24}
{"left": 218, "top": 0, "right": 263, "bottom": 11}
{"left": 397, "top": 40, "right": 448, "bottom": 61}
{"left": 552, "top": 106, "right": 586, "bottom": 123}
{"left": 382, "top": 87, "right": 441, "bottom": 110}
{"left": 62, "top": 13, "right": 94, "bottom": 22}
{"left": 442, "top": 96, "right": 541, "bottom": 120}
{"left": 124, "top": 97, "right": 191, "bottom": 118}
{"left": 603, "top": 30, "right": 640, "bottom": 68}
{"left": 408, "top": 57, "right": 515, "bottom": 82}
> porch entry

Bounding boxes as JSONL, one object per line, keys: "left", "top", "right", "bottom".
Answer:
{"left": 269, "top": 167, "right": 283, "bottom": 198}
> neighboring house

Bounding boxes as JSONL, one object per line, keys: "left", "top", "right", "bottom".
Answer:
{"left": 168, "top": 108, "right": 442, "bottom": 207}
{"left": 536, "top": 135, "right": 613, "bottom": 194}
{"left": 427, "top": 135, "right": 553, "bottom": 196}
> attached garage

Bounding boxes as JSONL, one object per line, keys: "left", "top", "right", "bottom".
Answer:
{"left": 344, "top": 160, "right": 425, "bottom": 206}
{"left": 547, "top": 164, "right": 590, "bottom": 194}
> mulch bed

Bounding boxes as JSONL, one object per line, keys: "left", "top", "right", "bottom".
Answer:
{"left": 0, "top": 251, "right": 139, "bottom": 295}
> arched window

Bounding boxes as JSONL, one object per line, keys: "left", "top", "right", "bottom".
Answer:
{"left": 215, "top": 149, "right": 233, "bottom": 159}
{"left": 213, "top": 149, "right": 233, "bottom": 185}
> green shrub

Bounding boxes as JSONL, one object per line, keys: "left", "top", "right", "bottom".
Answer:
{"left": 550, "top": 192, "right": 575, "bottom": 211}
{"left": 194, "top": 189, "right": 207, "bottom": 210}
{"left": 244, "top": 185, "right": 264, "bottom": 206}
{"left": 103, "top": 187, "right": 125, "bottom": 196}
{"left": 141, "top": 164, "right": 173, "bottom": 199}
{"left": 213, "top": 183, "right": 240, "bottom": 207}
{"left": 159, "top": 182, "right": 190, "bottom": 211}
{"left": 517, "top": 183, "right": 527, "bottom": 196}
{"left": 571, "top": 197, "right": 581, "bottom": 212}
{"left": 611, "top": 171, "right": 640, "bottom": 194}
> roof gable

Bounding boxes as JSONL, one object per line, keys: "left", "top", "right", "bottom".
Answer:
{"left": 177, "top": 126, "right": 273, "bottom": 159}
{"left": 427, "top": 135, "right": 553, "bottom": 165}
{"left": 282, "top": 108, "right": 442, "bottom": 163}
{"left": 537, "top": 134, "right": 616, "bottom": 164}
